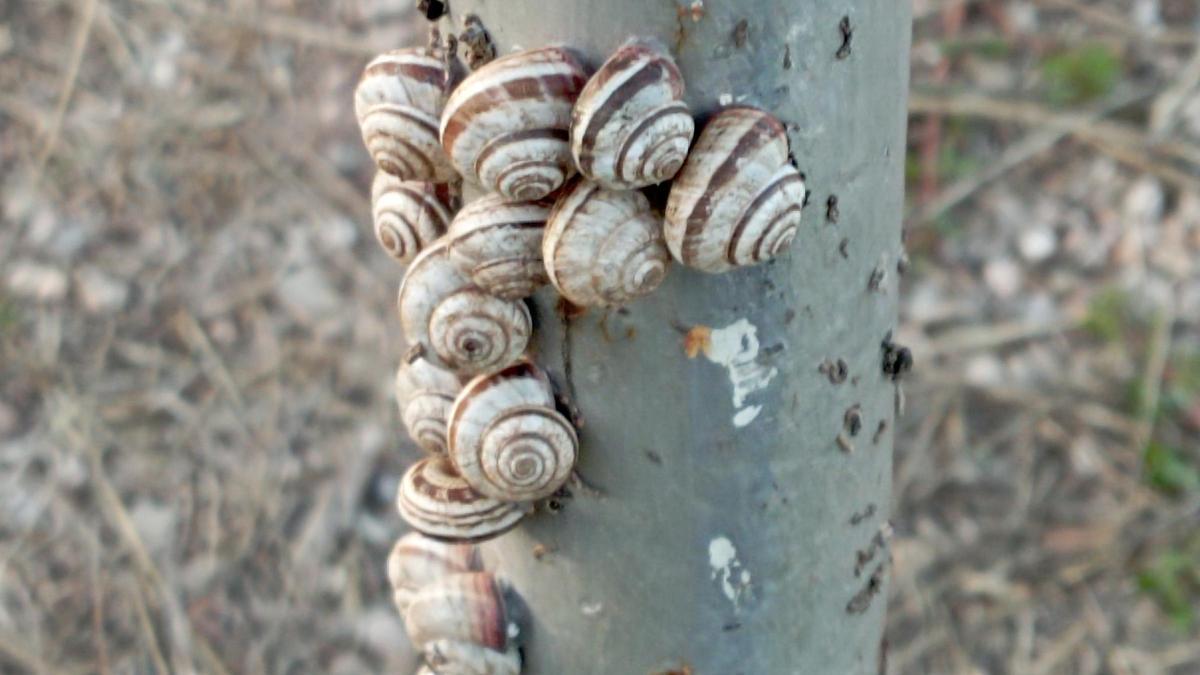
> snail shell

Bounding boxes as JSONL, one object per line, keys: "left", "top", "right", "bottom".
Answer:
{"left": 372, "top": 172, "right": 454, "bottom": 265}
{"left": 396, "top": 353, "right": 463, "bottom": 455}
{"left": 404, "top": 572, "right": 519, "bottom": 653}
{"left": 445, "top": 194, "right": 552, "bottom": 300}
{"left": 423, "top": 640, "right": 522, "bottom": 675}
{"left": 571, "top": 39, "right": 694, "bottom": 189}
{"left": 447, "top": 360, "right": 577, "bottom": 502}
{"left": 387, "top": 533, "right": 482, "bottom": 614}
{"left": 398, "top": 242, "right": 532, "bottom": 376}
{"left": 441, "top": 47, "right": 588, "bottom": 201}
{"left": 544, "top": 179, "right": 670, "bottom": 307}
{"left": 396, "top": 455, "right": 527, "bottom": 542}
{"left": 664, "top": 106, "right": 807, "bottom": 272}
{"left": 356, "top": 49, "right": 457, "bottom": 181}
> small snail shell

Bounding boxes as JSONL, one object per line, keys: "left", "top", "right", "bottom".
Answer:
{"left": 396, "top": 353, "right": 464, "bottom": 455}
{"left": 445, "top": 194, "right": 552, "bottom": 300}
{"left": 356, "top": 49, "right": 457, "bottom": 181}
{"left": 664, "top": 106, "right": 807, "bottom": 273}
{"left": 372, "top": 172, "right": 454, "bottom": 264}
{"left": 571, "top": 39, "right": 694, "bottom": 189}
{"left": 447, "top": 360, "right": 577, "bottom": 502}
{"left": 441, "top": 47, "right": 588, "bottom": 201}
{"left": 405, "top": 573, "right": 520, "bottom": 652}
{"left": 543, "top": 180, "right": 670, "bottom": 307}
{"left": 396, "top": 456, "right": 527, "bottom": 541}
{"left": 387, "top": 533, "right": 483, "bottom": 614}
{"left": 424, "top": 640, "right": 522, "bottom": 675}
{"left": 399, "top": 242, "right": 532, "bottom": 376}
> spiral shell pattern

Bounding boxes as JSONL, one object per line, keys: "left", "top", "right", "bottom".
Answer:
{"left": 396, "top": 355, "right": 463, "bottom": 454}
{"left": 448, "top": 360, "right": 577, "bottom": 502}
{"left": 446, "top": 194, "right": 551, "bottom": 300}
{"left": 544, "top": 180, "right": 670, "bottom": 307}
{"left": 664, "top": 106, "right": 806, "bottom": 272}
{"left": 398, "top": 243, "right": 532, "bottom": 376}
{"left": 397, "top": 456, "right": 527, "bottom": 542}
{"left": 387, "top": 533, "right": 482, "bottom": 613}
{"left": 571, "top": 39, "right": 694, "bottom": 189}
{"left": 356, "top": 49, "right": 457, "bottom": 181}
{"left": 371, "top": 172, "right": 453, "bottom": 264}
{"left": 441, "top": 47, "right": 588, "bottom": 201}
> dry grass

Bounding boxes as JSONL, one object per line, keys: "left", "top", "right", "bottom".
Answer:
{"left": 1, "top": 1, "right": 1198, "bottom": 674}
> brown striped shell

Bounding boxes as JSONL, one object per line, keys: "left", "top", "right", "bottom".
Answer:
{"left": 395, "top": 353, "right": 464, "bottom": 455}
{"left": 543, "top": 180, "right": 670, "bottom": 307}
{"left": 571, "top": 39, "right": 694, "bottom": 189}
{"left": 445, "top": 194, "right": 552, "bottom": 300}
{"left": 423, "top": 639, "right": 522, "bottom": 675}
{"left": 396, "top": 456, "right": 527, "bottom": 542}
{"left": 371, "top": 172, "right": 454, "bottom": 264}
{"left": 405, "top": 573, "right": 519, "bottom": 652}
{"left": 447, "top": 360, "right": 577, "bottom": 502}
{"left": 356, "top": 49, "right": 458, "bottom": 181}
{"left": 386, "top": 533, "right": 482, "bottom": 614}
{"left": 664, "top": 106, "right": 807, "bottom": 273}
{"left": 440, "top": 47, "right": 588, "bottom": 201}
{"left": 398, "top": 242, "right": 532, "bottom": 376}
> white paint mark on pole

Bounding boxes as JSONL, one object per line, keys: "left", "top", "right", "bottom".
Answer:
{"left": 708, "top": 536, "right": 753, "bottom": 612}
{"left": 702, "top": 318, "right": 778, "bottom": 427}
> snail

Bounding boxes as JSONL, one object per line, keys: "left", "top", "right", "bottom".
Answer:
{"left": 387, "top": 532, "right": 483, "bottom": 614}
{"left": 356, "top": 48, "right": 458, "bottom": 181}
{"left": 571, "top": 39, "right": 694, "bottom": 189}
{"left": 445, "top": 194, "right": 552, "bottom": 300}
{"left": 398, "top": 241, "right": 532, "bottom": 376}
{"left": 543, "top": 179, "right": 670, "bottom": 307}
{"left": 396, "top": 351, "right": 464, "bottom": 455}
{"left": 440, "top": 46, "right": 588, "bottom": 201}
{"left": 372, "top": 172, "right": 455, "bottom": 265}
{"left": 396, "top": 455, "right": 527, "bottom": 541}
{"left": 405, "top": 573, "right": 523, "bottom": 675}
{"left": 447, "top": 359, "right": 577, "bottom": 502}
{"left": 664, "top": 106, "right": 808, "bottom": 272}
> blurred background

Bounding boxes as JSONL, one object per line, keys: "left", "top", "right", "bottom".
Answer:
{"left": 1, "top": 1, "right": 1198, "bottom": 673}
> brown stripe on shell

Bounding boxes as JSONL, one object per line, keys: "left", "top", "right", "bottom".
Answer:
{"left": 681, "top": 109, "right": 786, "bottom": 262}
{"left": 725, "top": 170, "right": 805, "bottom": 263}
{"left": 575, "top": 57, "right": 668, "bottom": 175}
{"left": 753, "top": 204, "right": 802, "bottom": 261}
{"left": 361, "top": 60, "right": 446, "bottom": 90}
{"left": 442, "top": 72, "right": 585, "bottom": 154}
{"left": 474, "top": 128, "right": 570, "bottom": 177}
{"left": 614, "top": 101, "right": 691, "bottom": 179}
{"left": 545, "top": 180, "right": 600, "bottom": 280}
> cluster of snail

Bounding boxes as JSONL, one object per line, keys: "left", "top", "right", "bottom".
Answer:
{"left": 387, "top": 532, "right": 525, "bottom": 675}
{"left": 357, "top": 30, "right": 806, "bottom": 674}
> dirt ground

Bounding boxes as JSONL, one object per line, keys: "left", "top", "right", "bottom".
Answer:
{"left": 1, "top": 1, "right": 1198, "bottom": 674}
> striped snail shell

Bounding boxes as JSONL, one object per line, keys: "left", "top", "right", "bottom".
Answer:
{"left": 571, "top": 39, "right": 694, "bottom": 189}
{"left": 405, "top": 572, "right": 521, "bottom": 656}
{"left": 372, "top": 172, "right": 455, "bottom": 264}
{"left": 445, "top": 194, "right": 552, "bottom": 300}
{"left": 423, "top": 639, "right": 522, "bottom": 675}
{"left": 396, "top": 455, "right": 527, "bottom": 542}
{"left": 441, "top": 46, "right": 588, "bottom": 201}
{"left": 387, "top": 533, "right": 482, "bottom": 614}
{"left": 664, "top": 106, "right": 807, "bottom": 273}
{"left": 398, "top": 242, "right": 532, "bottom": 376}
{"left": 447, "top": 360, "right": 577, "bottom": 502}
{"left": 396, "top": 352, "right": 463, "bottom": 455}
{"left": 544, "top": 179, "right": 670, "bottom": 307}
{"left": 356, "top": 48, "right": 457, "bottom": 181}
